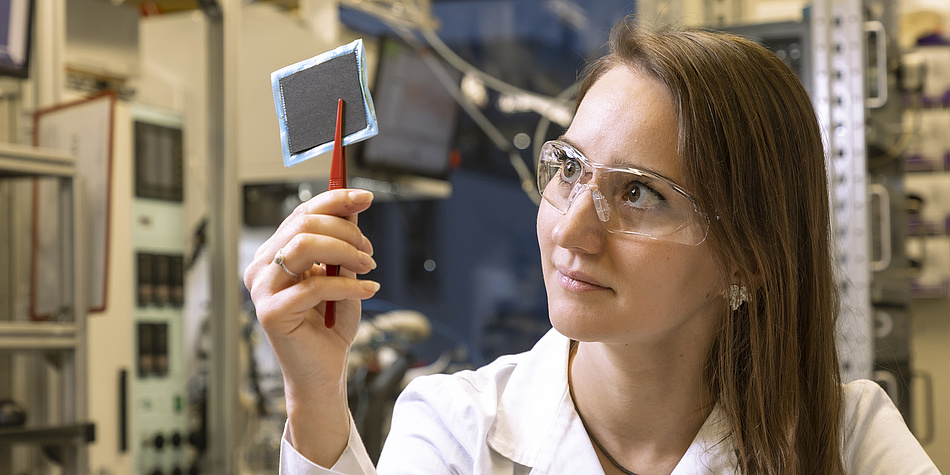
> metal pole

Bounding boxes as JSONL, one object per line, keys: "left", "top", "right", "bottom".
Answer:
{"left": 205, "top": 0, "right": 243, "bottom": 472}
{"left": 811, "top": 0, "right": 874, "bottom": 383}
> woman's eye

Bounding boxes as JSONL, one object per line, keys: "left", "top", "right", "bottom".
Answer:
{"left": 624, "top": 182, "right": 663, "bottom": 208}
{"left": 560, "top": 157, "right": 581, "bottom": 183}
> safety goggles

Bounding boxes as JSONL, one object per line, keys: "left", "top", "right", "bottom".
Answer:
{"left": 537, "top": 140, "right": 711, "bottom": 246}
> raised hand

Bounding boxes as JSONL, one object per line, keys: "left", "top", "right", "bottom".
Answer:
{"left": 243, "top": 188, "right": 379, "bottom": 466}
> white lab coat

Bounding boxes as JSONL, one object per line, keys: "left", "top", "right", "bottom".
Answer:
{"left": 281, "top": 329, "right": 940, "bottom": 474}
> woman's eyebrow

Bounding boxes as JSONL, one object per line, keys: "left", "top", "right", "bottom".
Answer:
{"left": 557, "top": 135, "right": 679, "bottom": 184}
{"left": 556, "top": 135, "right": 584, "bottom": 157}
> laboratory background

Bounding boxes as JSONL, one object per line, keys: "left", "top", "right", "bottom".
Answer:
{"left": 0, "top": 0, "right": 948, "bottom": 473}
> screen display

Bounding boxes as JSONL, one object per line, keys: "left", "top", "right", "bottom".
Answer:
{"left": 134, "top": 121, "right": 183, "bottom": 201}
{"left": 360, "top": 38, "right": 460, "bottom": 179}
{"left": 0, "top": 0, "right": 33, "bottom": 78}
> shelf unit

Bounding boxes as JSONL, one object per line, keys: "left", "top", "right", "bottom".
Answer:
{"left": 0, "top": 142, "right": 94, "bottom": 474}
{"left": 903, "top": 46, "right": 950, "bottom": 301}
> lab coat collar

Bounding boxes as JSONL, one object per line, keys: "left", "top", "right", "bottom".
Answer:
{"left": 485, "top": 329, "right": 738, "bottom": 474}
{"left": 486, "top": 329, "right": 602, "bottom": 473}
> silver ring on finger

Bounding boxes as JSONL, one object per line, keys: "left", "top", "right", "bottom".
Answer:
{"left": 273, "top": 249, "right": 302, "bottom": 279}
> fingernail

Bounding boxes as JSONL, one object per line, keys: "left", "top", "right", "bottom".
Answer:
{"left": 359, "top": 251, "right": 377, "bottom": 270}
{"left": 360, "top": 235, "right": 373, "bottom": 255}
{"left": 348, "top": 189, "right": 374, "bottom": 205}
{"left": 360, "top": 280, "right": 381, "bottom": 293}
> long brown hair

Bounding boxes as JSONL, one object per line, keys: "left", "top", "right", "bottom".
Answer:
{"left": 576, "top": 19, "right": 844, "bottom": 474}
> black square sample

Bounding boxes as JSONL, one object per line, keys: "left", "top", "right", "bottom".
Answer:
{"left": 272, "top": 39, "right": 378, "bottom": 167}
{"left": 278, "top": 52, "right": 368, "bottom": 155}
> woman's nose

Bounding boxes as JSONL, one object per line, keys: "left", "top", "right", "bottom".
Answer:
{"left": 551, "top": 185, "right": 608, "bottom": 254}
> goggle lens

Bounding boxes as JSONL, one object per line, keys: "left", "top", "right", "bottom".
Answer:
{"left": 537, "top": 140, "right": 710, "bottom": 246}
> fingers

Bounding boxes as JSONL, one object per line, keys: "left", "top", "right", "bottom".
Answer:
{"left": 245, "top": 189, "right": 375, "bottom": 284}
{"left": 254, "top": 277, "right": 379, "bottom": 335}
{"left": 253, "top": 263, "right": 379, "bottom": 329}
{"left": 280, "top": 189, "right": 374, "bottom": 238}
{"left": 274, "top": 277, "right": 380, "bottom": 317}
{"left": 252, "top": 188, "right": 373, "bottom": 260}
{"left": 280, "top": 232, "right": 376, "bottom": 276}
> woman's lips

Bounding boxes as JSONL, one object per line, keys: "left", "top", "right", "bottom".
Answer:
{"left": 557, "top": 268, "right": 609, "bottom": 292}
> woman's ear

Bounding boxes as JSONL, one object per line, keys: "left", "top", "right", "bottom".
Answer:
{"left": 724, "top": 266, "right": 762, "bottom": 311}
{"left": 727, "top": 264, "right": 763, "bottom": 293}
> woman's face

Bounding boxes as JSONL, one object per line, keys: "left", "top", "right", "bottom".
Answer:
{"left": 538, "top": 65, "right": 727, "bottom": 346}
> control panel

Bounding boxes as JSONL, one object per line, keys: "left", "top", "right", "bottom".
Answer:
{"left": 130, "top": 105, "right": 192, "bottom": 475}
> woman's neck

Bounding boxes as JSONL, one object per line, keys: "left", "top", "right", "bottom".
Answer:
{"left": 569, "top": 339, "right": 714, "bottom": 472}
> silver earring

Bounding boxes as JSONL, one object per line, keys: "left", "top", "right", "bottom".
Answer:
{"left": 729, "top": 284, "right": 749, "bottom": 311}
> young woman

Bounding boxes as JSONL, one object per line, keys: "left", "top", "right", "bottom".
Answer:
{"left": 243, "top": 19, "right": 939, "bottom": 474}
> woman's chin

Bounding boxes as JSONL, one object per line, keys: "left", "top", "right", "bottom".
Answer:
{"left": 548, "top": 310, "right": 608, "bottom": 343}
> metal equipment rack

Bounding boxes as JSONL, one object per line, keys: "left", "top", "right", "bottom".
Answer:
{"left": 0, "top": 142, "right": 94, "bottom": 474}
